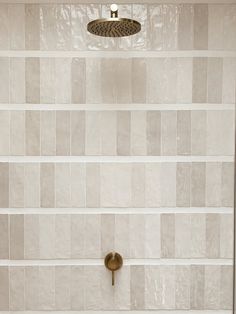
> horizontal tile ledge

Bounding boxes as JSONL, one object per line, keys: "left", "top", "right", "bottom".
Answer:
{"left": 0, "top": 0, "right": 236, "bottom": 3}
{"left": 0, "top": 312, "right": 232, "bottom": 314}
{"left": 0, "top": 259, "right": 232, "bottom": 266}
{"left": 0, "top": 207, "right": 233, "bottom": 214}
{"left": 0, "top": 103, "right": 234, "bottom": 111}
{"left": 0, "top": 50, "right": 235, "bottom": 58}
{"left": 0, "top": 156, "right": 233, "bottom": 162}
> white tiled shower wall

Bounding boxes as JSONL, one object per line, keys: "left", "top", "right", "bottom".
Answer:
{"left": 0, "top": 1, "right": 235, "bottom": 313}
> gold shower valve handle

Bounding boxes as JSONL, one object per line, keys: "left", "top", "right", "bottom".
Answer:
{"left": 104, "top": 252, "right": 123, "bottom": 286}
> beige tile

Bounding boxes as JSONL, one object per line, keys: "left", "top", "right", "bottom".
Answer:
{"left": 192, "top": 58, "right": 207, "bottom": 103}
{"left": 71, "top": 215, "right": 85, "bottom": 258}
{"left": 9, "top": 266, "right": 24, "bottom": 310}
{"left": 145, "top": 214, "right": 160, "bottom": 258}
{"left": 39, "top": 5, "right": 57, "bottom": 50}
{"left": 162, "top": 5, "right": 178, "bottom": 50}
{"left": 204, "top": 265, "right": 220, "bottom": 309}
{"left": 71, "top": 163, "right": 86, "bottom": 207}
{"left": 206, "top": 214, "right": 220, "bottom": 258}
{"left": 86, "top": 163, "right": 100, "bottom": 207}
{"left": 220, "top": 214, "right": 233, "bottom": 258}
{"left": 0, "top": 163, "right": 9, "bottom": 207}
{"left": 101, "top": 214, "right": 115, "bottom": 256}
{"left": 55, "top": 163, "right": 70, "bottom": 207}
{"left": 160, "top": 265, "right": 175, "bottom": 309}
{"left": 85, "top": 111, "right": 101, "bottom": 155}
{"left": 193, "top": 4, "right": 208, "bottom": 49}
{"left": 55, "top": 58, "right": 71, "bottom": 104}
{"left": 41, "top": 111, "right": 56, "bottom": 156}
{"left": 176, "top": 163, "right": 191, "bottom": 207}
{"left": 190, "top": 214, "right": 206, "bottom": 258}
{"left": 191, "top": 162, "right": 206, "bottom": 207}
{"left": 146, "top": 111, "right": 161, "bottom": 155}
{"left": 71, "top": 58, "right": 86, "bottom": 103}
{"left": 131, "top": 163, "right": 145, "bottom": 207}
{"left": 117, "top": 111, "right": 130, "bottom": 156}
{"left": 161, "top": 111, "right": 177, "bottom": 155}
{"left": 40, "top": 163, "right": 55, "bottom": 208}
{"left": 84, "top": 215, "right": 101, "bottom": 258}
{"left": 145, "top": 163, "right": 161, "bottom": 207}
{"left": 56, "top": 111, "right": 70, "bottom": 156}
{"left": 10, "top": 58, "right": 25, "bottom": 103}
{"left": 131, "top": 111, "right": 146, "bottom": 156}
{"left": 25, "top": 163, "right": 40, "bottom": 207}
{"left": 0, "top": 215, "right": 8, "bottom": 259}
{"left": 38, "top": 266, "right": 55, "bottom": 310}
{"left": 207, "top": 58, "right": 223, "bottom": 103}
{"left": 0, "top": 58, "right": 9, "bottom": 103}
{"left": 148, "top": 5, "right": 163, "bottom": 50}
{"left": 222, "top": 58, "right": 236, "bottom": 104}
{"left": 25, "top": 111, "right": 40, "bottom": 155}
{"left": 26, "top": 58, "right": 40, "bottom": 103}
{"left": 177, "top": 58, "right": 192, "bottom": 103}
{"left": 190, "top": 265, "right": 204, "bottom": 310}
{"left": 24, "top": 214, "right": 39, "bottom": 259}
{"left": 161, "top": 162, "right": 176, "bottom": 207}
{"left": 222, "top": 5, "right": 236, "bottom": 50}
{"left": 9, "top": 163, "right": 24, "bottom": 208}
{"left": 55, "top": 214, "right": 71, "bottom": 258}
{"left": 71, "top": 266, "right": 84, "bottom": 310}
{"left": 9, "top": 4, "right": 25, "bottom": 50}
{"left": 178, "top": 5, "right": 193, "bottom": 50}
{"left": 55, "top": 266, "right": 70, "bottom": 310}
{"left": 86, "top": 58, "right": 101, "bottom": 104}
{"left": 132, "top": 58, "right": 146, "bottom": 103}
{"left": 40, "top": 58, "right": 56, "bottom": 103}
{"left": 175, "top": 214, "right": 191, "bottom": 258}
{"left": 0, "top": 111, "right": 9, "bottom": 155}
{"left": 131, "top": 266, "right": 145, "bottom": 310}
{"left": 114, "top": 214, "right": 130, "bottom": 258}
{"left": 25, "top": 266, "right": 39, "bottom": 310}
{"left": 101, "top": 59, "right": 116, "bottom": 103}
{"left": 145, "top": 266, "right": 161, "bottom": 309}
{"left": 208, "top": 5, "right": 224, "bottom": 50}
{"left": 0, "top": 266, "right": 9, "bottom": 310}
{"left": 101, "top": 111, "right": 117, "bottom": 156}
{"left": 10, "top": 111, "right": 25, "bottom": 156}
{"left": 84, "top": 266, "right": 102, "bottom": 309}
{"left": 161, "top": 214, "right": 175, "bottom": 258}
{"left": 177, "top": 111, "right": 191, "bottom": 155}
{"left": 191, "top": 111, "right": 206, "bottom": 155}
{"left": 221, "top": 162, "right": 234, "bottom": 207}
{"left": 10, "top": 215, "right": 24, "bottom": 260}
{"left": 101, "top": 266, "right": 115, "bottom": 310}
{"left": 25, "top": 4, "right": 40, "bottom": 50}
{"left": 114, "top": 265, "right": 130, "bottom": 309}
{"left": 71, "top": 5, "right": 88, "bottom": 50}
{"left": 55, "top": 5, "right": 72, "bottom": 50}
{"left": 71, "top": 111, "right": 85, "bottom": 155}
{"left": 0, "top": 5, "right": 9, "bottom": 50}
{"left": 220, "top": 265, "right": 233, "bottom": 310}
{"left": 39, "top": 215, "right": 55, "bottom": 259}
{"left": 175, "top": 266, "right": 190, "bottom": 309}
{"left": 130, "top": 215, "right": 145, "bottom": 258}
{"left": 206, "top": 163, "right": 221, "bottom": 207}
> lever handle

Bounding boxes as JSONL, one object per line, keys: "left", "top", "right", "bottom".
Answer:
{"left": 104, "top": 252, "right": 123, "bottom": 286}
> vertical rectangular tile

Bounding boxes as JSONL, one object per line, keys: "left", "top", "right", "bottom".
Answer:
{"left": 84, "top": 215, "right": 101, "bottom": 258}
{"left": 190, "top": 265, "right": 204, "bottom": 310}
{"left": 101, "top": 214, "right": 115, "bottom": 256}
{"left": 131, "top": 111, "right": 146, "bottom": 156}
{"left": 175, "top": 214, "right": 191, "bottom": 258}
{"left": 0, "top": 58, "right": 9, "bottom": 103}
{"left": 55, "top": 163, "right": 71, "bottom": 207}
{"left": 178, "top": 5, "right": 193, "bottom": 50}
{"left": 192, "top": 58, "right": 207, "bottom": 103}
{"left": 84, "top": 266, "right": 102, "bottom": 310}
{"left": 207, "top": 58, "right": 223, "bottom": 103}
{"left": 220, "top": 266, "right": 233, "bottom": 310}
{"left": 117, "top": 111, "right": 130, "bottom": 156}
{"left": 71, "top": 215, "right": 85, "bottom": 258}
{"left": 205, "top": 265, "right": 220, "bottom": 309}
{"left": 160, "top": 266, "right": 175, "bottom": 309}
{"left": 0, "top": 267, "right": 9, "bottom": 310}
{"left": 54, "top": 5, "right": 71, "bottom": 50}
{"left": 220, "top": 214, "right": 233, "bottom": 258}
{"left": 86, "top": 163, "right": 100, "bottom": 207}
{"left": 130, "top": 266, "right": 145, "bottom": 310}
{"left": 0, "top": 111, "right": 9, "bottom": 155}
{"left": 56, "top": 111, "right": 70, "bottom": 156}
{"left": 130, "top": 215, "right": 145, "bottom": 258}
{"left": 161, "top": 214, "right": 175, "bottom": 258}
{"left": 10, "top": 58, "right": 25, "bottom": 103}
{"left": 145, "top": 266, "right": 161, "bottom": 309}
{"left": 25, "top": 266, "right": 39, "bottom": 310}
{"left": 114, "top": 265, "right": 130, "bottom": 309}
{"left": 114, "top": 215, "right": 130, "bottom": 258}
{"left": 71, "top": 111, "right": 85, "bottom": 156}
{"left": 193, "top": 4, "right": 208, "bottom": 49}
{"left": 41, "top": 111, "right": 56, "bottom": 156}
{"left": 71, "top": 163, "right": 86, "bottom": 207}
{"left": 40, "top": 163, "right": 55, "bottom": 208}
{"left": 71, "top": 5, "right": 88, "bottom": 50}
{"left": 40, "top": 58, "right": 56, "bottom": 103}
{"left": 222, "top": 58, "right": 236, "bottom": 104}
{"left": 10, "top": 215, "right": 24, "bottom": 260}
{"left": 25, "top": 4, "right": 40, "bottom": 50}
{"left": 191, "top": 162, "right": 206, "bottom": 207}
{"left": 132, "top": 58, "right": 146, "bottom": 103}
{"left": 148, "top": 5, "right": 163, "bottom": 50}
{"left": 71, "top": 58, "right": 86, "bottom": 103}
{"left": 38, "top": 266, "right": 55, "bottom": 310}
{"left": 116, "top": 59, "right": 132, "bottom": 104}
{"left": 206, "top": 162, "right": 221, "bottom": 207}
{"left": 55, "top": 58, "right": 71, "bottom": 104}
{"left": 40, "top": 5, "right": 56, "bottom": 50}
{"left": 208, "top": 5, "right": 224, "bottom": 50}
{"left": 10, "top": 111, "right": 25, "bottom": 156}
{"left": 161, "top": 111, "right": 177, "bottom": 156}
{"left": 0, "top": 215, "right": 8, "bottom": 259}
{"left": 223, "top": 5, "right": 236, "bottom": 50}
{"left": 222, "top": 162, "right": 234, "bottom": 207}
{"left": 145, "top": 163, "right": 161, "bottom": 207}
{"left": 55, "top": 266, "right": 70, "bottom": 310}
{"left": 9, "top": 163, "right": 24, "bottom": 208}
{"left": 25, "top": 163, "right": 40, "bottom": 207}
{"left": 163, "top": 4, "right": 178, "bottom": 49}
{"left": 177, "top": 111, "right": 191, "bottom": 155}
{"left": 24, "top": 214, "right": 39, "bottom": 259}
{"left": 85, "top": 111, "right": 101, "bottom": 155}
{"left": 146, "top": 111, "right": 161, "bottom": 156}
{"left": 55, "top": 214, "right": 71, "bottom": 258}
{"left": 206, "top": 214, "right": 220, "bottom": 258}
{"left": 191, "top": 111, "right": 206, "bottom": 155}
{"left": 191, "top": 214, "right": 206, "bottom": 258}
{"left": 175, "top": 266, "right": 190, "bottom": 310}
{"left": 9, "top": 266, "right": 24, "bottom": 310}
{"left": 131, "top": 163, "right": 145, "bottom": 208}
{"left": 25, "top": 111, "right": 40, "bottom": 155}
{"left": 71, "top": 266, "right": 84, "bottom": 310}
{"left": 145, "top": 214, "right": 160, "bottom": 258}
{"left": 39, "top": 214, "right": 55, "bottom": 259}
{"left": 9, "top": 4, "right": 25, "bottom": 50}
{"left": 0, "top": 5, "right": 9, "bottom": 50}
{"left": 177, "top": 58, "right": 192, "bottom": 103}
{"left": 0, "top": 163, "right": 9, "bottom": 207}
{"left": 25, "top": 58, "right": 40, "bottom": 103}
{"left": 101, "top": 111, "right": 117, "bottom": 156}
{"left": 161, "top": 163, "right": 176, "bottom": 207}
{"left": 86, "top": 58, "right": 101, "bottom": 104}
{"left": 176, "top": 163, "right": 191, "bottom": 207}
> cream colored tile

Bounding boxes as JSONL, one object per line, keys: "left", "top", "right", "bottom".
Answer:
{"left": 0, "top": 58, "right": 9, "bottom": 103}
{"left": 130, "top": 215, "right": 145, "bottom": 258}
{"left": 56, "top": 111, "right": 70, "bottom": 156}
{"left": 9, "top": 266, "right": 24, "bottom": 310}
{"left": 114, "top": 214, "right": 130, "bottom": 258}
{"left": 101, "top": 111, "right": 117, "bottom": 156}
{"left": 55, "top": 163, "right": 70, "bottom": 208}
{"left": 86, "top": 163, "right": 100, "bottom": 207}
{"left": 145, "top": 163, "right": 161, "bottom": 207}
{"left": 146, "top": 111, "right": 161, "bottom": 156}
{"left": 9, "top": 4, "right": 25, "bottom": 50}
{"left": 176, "top": 163, "right": 191, "bottom": 207}
{"left": 55, "top": 58, "right": 71, "bottom": 104}
{"left": 190, "top": 265, "right": 204, "bottom": 310}
{"left": 0, "top": 5, "right": 9, "bottom": 50}
{"left": 0, "top": 267, "right": 9, "bottom": 310}
{"left": 41, "top": 111, "right": 56, "bottom": 156}
{"left": 71, "top": 58, "right": 86, "bottom": 103}
{"left": 71, "top": 265, "right": 84, "bottom": 310}
{"left": 86, "top": 58, "right": 101, "bottom": 104}
{"left": 222, "top": 58, "right": 236, "bottom": 104}
{"left": 25, "top": 111, "right": 40, "bottom": 156}
{"left": 223, "top": 5, "right": 236, "bottom": 50}
{"left": 25, "top": 266, "right": 39, "bottom": 310}
{"left": 10, "top": 58, "right": 25, "bottom": 103}
{"left": 40, "top": 5, "right": 57, "bottom": 50}
{"left": 114, "top": 266, "right": 130, "bottom": 309}
{"left": 55, "top": 266, "right": 70, "bottom": 310}
{"left": 71, "top": 163, "right": 86, "bottom": 207}
{"left": 193, "top": 4, "right": 208, "bottom": 49}
{"left": 161, "top": 111, "right": 177, "bottom": 156}
{"left": 177, "top": 111, "right": 191, "bottom": 155}
{"left": 85, "top": 111, "right": 101, "bottom": 155}
{"left": 131, "top": 111, "right": 146, "bottom": 156}
{"left": 177, "top": 58, "right": 192, "bottom": 103}
{"left": 175, "top": 214, "right": 191, "bottom": 258}
{"left": 178, "top": 5, "right": 193, "bottom": 50}
{"left": 10, "top": 215, "right": 24, "bottom": 260}
{"left": 191, "top": 111, "right": 206, "bottom": 155}
{"left": 220, "top": 214, "right": 233, "bottom": 259}
{"left": 40, "top": 163, "right": 55, "bottom": 208}
{"left": 191, "top": 162, "right": 206, "bottom": 207}
{"left": 24, "top": 214, "right": 39, "bottom": 259}
{"left": 148, "top": 5, "right": 163, "bottom": 50}
{"left": 25, "top": 58, "right": 40, "bottom": 104}
{"left": 175, "top": 266, "right": 190, "bottom": 310}
{"left": 10, "top": 111, "right": 25, "bottom": 156}
{"left": 84, "top": 266, "right": 102, "bottom": 310}
{"left": 71, "top": 111, "right": 85, "bottom": 156}
{"left": 145, "top": 266, "right": 161, "bottom": 309}
{"left": 206, "top": 214, "right": 220, "bottom": 258}
{"left": 160, "top": 266, "right": 175, "bottom": 309}
{"left": 71, "top": 5, "right": 87, "bottom": 50}
{"left": 25, "top": 4, "right": 40, "bottom": 50}
{"left": 101, "top": 214, "right": 115, "bottom": 256}
{"left": 39, "top": 214, "right": 55, "bottom": 259}
{"left": 84, "top": 215, "right": 101, "bottom": 258}
{"left": 206, "top": 163, "right": 221, "bottom": 207}
{"left": 100, "top": 266, "right": 114, "bottom": 310}
{"left": 161, "top": 214, "right": 175, "bottom": 258}
{"left": 192, "top": 58, "right": 207, "bottom": 103}
{"left": 190, "top": 214, "right": 206, "bottom": 258}
{"left": 38, "top": 266, "right": 55, "bottom": 310}
{"left": 161, "top": 162, "right": 176, "bottom": 207}
{"left": 204, "top": 265, "right": 220, "bottom": 309}
{"left": 40, "top": 58, "right": 56, "bottom": 103}
{"left": 0, "top": 163, "right": 9, "bottom": 207}
{"left": 9, "top": 163, "right": 24, "bottom": 208}
{"left": 131, "top": 266, "right": 145, "bottom": 310}
{"left": 116, "top": 59, "right": 132, "bottom": 103}
{"left": 0, "top": 111, "right": 9, "bottom": 155}
{"left": 145, "top": 214, "right": 160, "bottom": 258}
{"left": 0, "top": 215, "right": 8, "bottom": 259}
{"left": 55, "top": 214, "right": 71, "bottom": 258}
{"left": 24, "top": 163, "right": 40, "bottom": 208}
{"left": 117, "top": 111, "right": 130, "bottom": 156}
{"left": 207, "top": 58, "right": 223, "bottom": 103}
{"left": 220, "top": 266, "right": 233, "bottom": 310}
{"left": 71, "top": 215, "right": 85, "bottom": 258}
{"left": 222, "top": 162, "right": 234, "bottom": 207}
{"left": 132, "top": 58, "right": 146, "bottom": 103}
{"left": 208, "top": 5, "right": 223, "bottom": 50}
{"left": 131, "top": 163, "right": 145, "bottom": 207}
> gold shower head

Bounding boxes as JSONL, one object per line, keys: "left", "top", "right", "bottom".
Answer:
{"left": 87, "top": 4, "right": 141, "bottom": 37}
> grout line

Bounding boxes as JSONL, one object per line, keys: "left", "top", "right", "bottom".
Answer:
{"left": 0, "top": 312, "right": 232, "bottom": 314}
